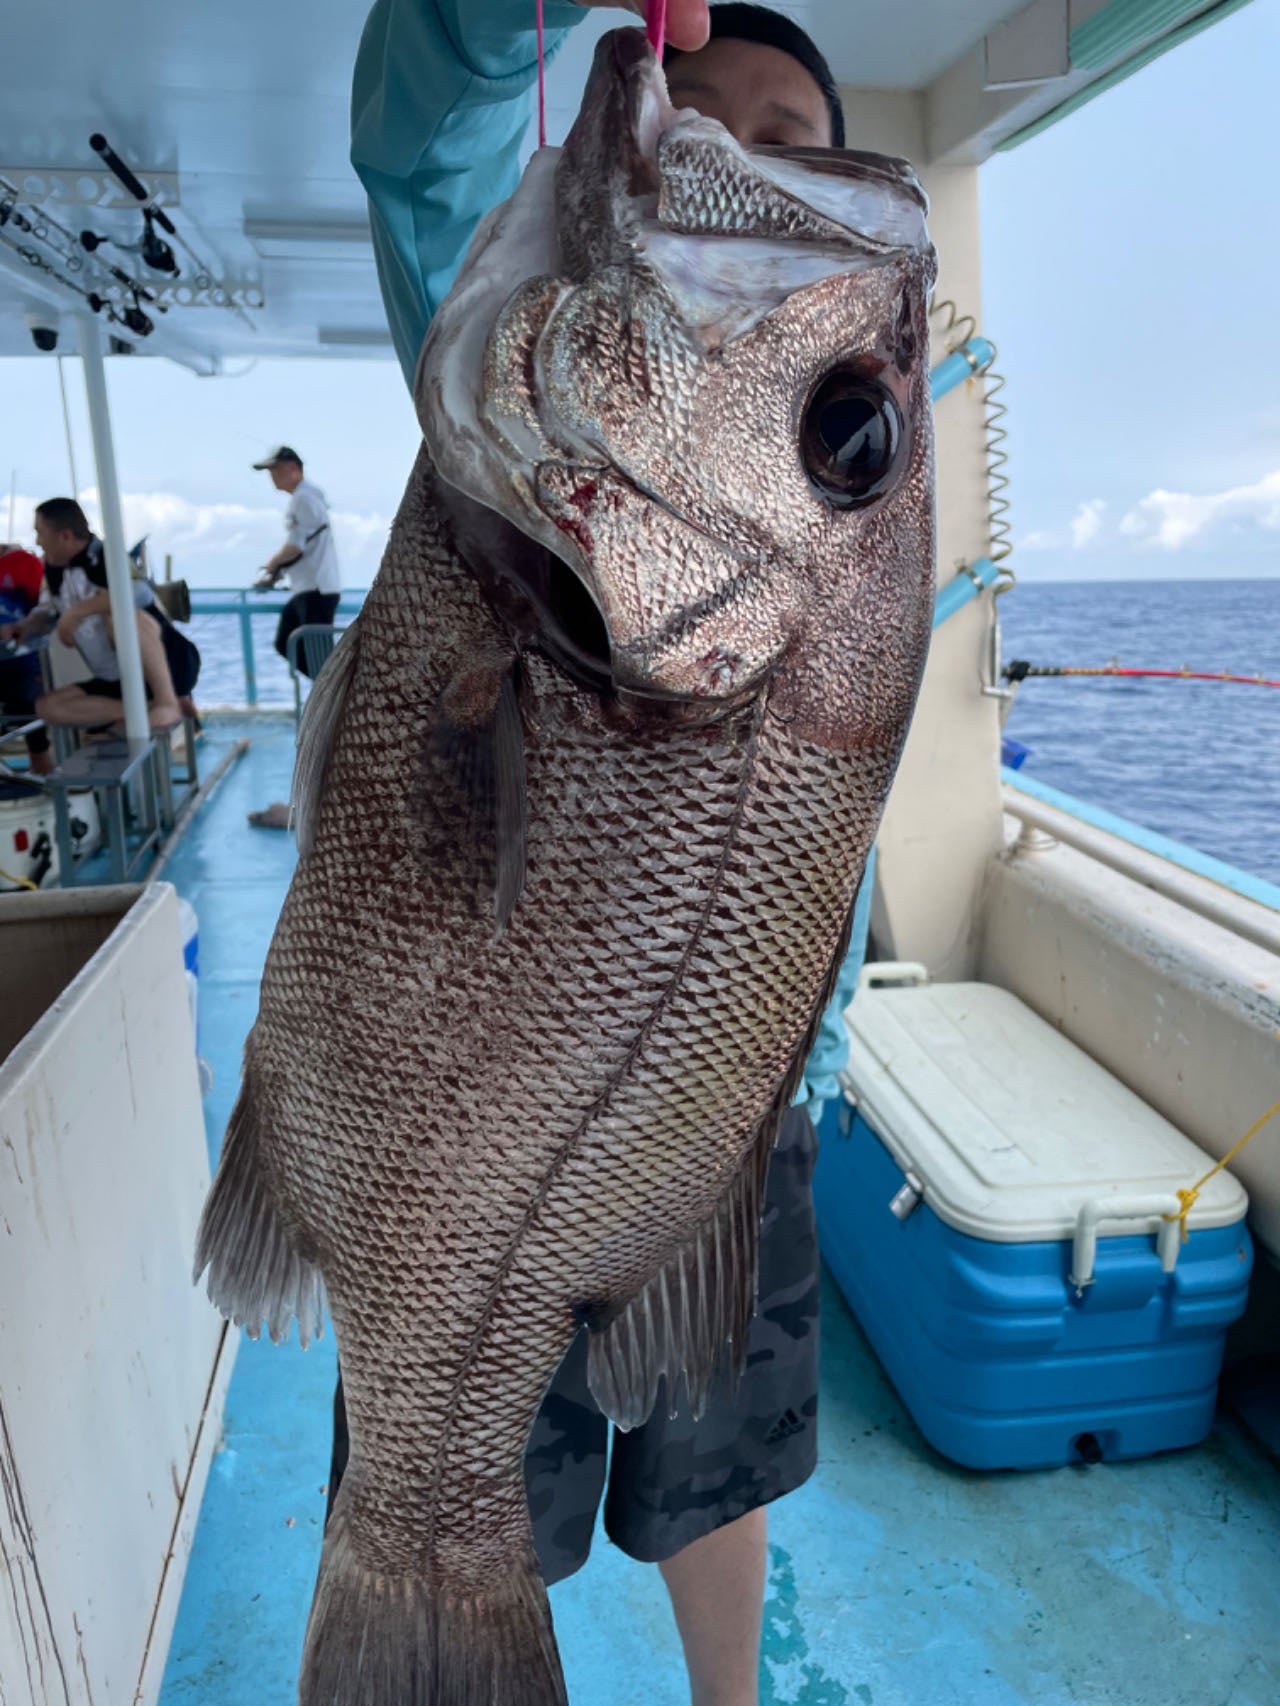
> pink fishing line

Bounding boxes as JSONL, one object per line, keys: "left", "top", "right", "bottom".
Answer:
{"left": 536, "top": 0, "right": 666, "bottom": 150}
{"left": 647, "top": 0, "right": 668, "bottom": 58}
{"left": 536, "top": 0, "right": 547, "bottom": 147}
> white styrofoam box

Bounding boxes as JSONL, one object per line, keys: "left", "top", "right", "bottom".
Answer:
{"left": 0, "top": 882, "right": 235, "bottom": 1706}
{"left": 841, "top": 977, "right": 1247, "bottom": 1247}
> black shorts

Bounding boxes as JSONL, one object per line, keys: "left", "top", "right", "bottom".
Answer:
{"left": 327, "top": 1106, "right": 820, "bottom": 1581}
{"left": 275, "top": 591, "right": 340, "bottom": 675}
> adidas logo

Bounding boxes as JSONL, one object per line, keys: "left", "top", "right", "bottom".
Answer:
{"left": 764, "top": 1408, "right": 806, "bottom": 1445}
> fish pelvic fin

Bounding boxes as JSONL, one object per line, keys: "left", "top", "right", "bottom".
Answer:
{"left": 300, "top": 1507, "right": 566, "bottom": 1706}
{"left": 293, "top": 617, "right": 361, "bottom": 859}
{"left": 430, "top": 652, "right": 528, "bottom": 937}
{"left": 193, "top": 1059, "right": 326, "bottom": 1347}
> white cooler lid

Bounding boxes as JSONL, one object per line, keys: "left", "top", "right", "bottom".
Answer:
{"left": 840, "top": 980, "right": 1248, "bottom": 1243}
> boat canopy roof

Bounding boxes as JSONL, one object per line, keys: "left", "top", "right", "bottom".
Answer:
{"left": 0, "top": 0, "right": 1245, "bottom": 369}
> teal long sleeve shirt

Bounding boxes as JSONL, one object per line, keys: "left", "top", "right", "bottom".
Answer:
{"left": 351, "top": 0, "right": 584, "bottom": 386}
{"left": 350, "top": 0, "right": 868, "bottom": 1120}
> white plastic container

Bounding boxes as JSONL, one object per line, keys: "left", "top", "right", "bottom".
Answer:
{"left": 0, "top": 784, "right": 101, "bottom": 890}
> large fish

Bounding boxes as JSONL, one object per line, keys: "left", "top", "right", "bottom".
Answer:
{"left": 195, "top": 27, "right": 936, "bottom": 1706}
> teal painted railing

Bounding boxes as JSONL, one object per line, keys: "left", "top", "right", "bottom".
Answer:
{"left": 188, "top": 589, "right": 366, "bottom": 706}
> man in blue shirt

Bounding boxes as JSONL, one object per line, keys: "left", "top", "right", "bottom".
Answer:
{"left": 341, "top": 7, "right": 849, "bottom": 1701}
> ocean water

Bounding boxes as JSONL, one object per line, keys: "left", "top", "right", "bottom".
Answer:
{"left": 999, "top": 579, "right": 1280, "bottom": 885}
{"left": 185, "top": 578, "right": 1280, "bottom": 886}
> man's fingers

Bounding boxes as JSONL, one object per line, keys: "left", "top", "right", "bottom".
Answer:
{"left": 575, "top": 2, "right": 710, "bottom": 52}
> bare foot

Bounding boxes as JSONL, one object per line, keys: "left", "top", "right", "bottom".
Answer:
{"left": 149, "top": 702, "right": 182, "bottom": 730}
{"left": 247, "top": 801, "right": 292, "bottom": 831}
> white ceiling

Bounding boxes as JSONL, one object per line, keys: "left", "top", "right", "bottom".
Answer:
{"left": 0, "top": 1, "right": 1223, "bottom": 366}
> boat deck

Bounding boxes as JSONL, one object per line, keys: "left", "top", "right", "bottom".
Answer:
{"left": 158, "top": 713, "right": 1280, "bottom": 1706}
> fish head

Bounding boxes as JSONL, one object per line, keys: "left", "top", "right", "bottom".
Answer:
{"left": 419, "top": 28, "right": 937, "bottom": 743}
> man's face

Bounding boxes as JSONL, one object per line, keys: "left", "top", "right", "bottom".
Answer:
{"left": 268, "top": 462, "right": 300, "bottom": 492}
{"left": 665, "top": 37, "right": 832, "bottom": 149}
{"left": 33, "top": 515, "right": 80, "bottom": 567}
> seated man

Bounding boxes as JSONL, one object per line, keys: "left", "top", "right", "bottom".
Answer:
{"left": 2, "top": 498, "right": 186, "bottom": 733}
{"left": 0, "top": 539, "right": 52, "bottom": 774}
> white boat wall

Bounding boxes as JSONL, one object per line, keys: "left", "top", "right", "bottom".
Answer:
{"left": 0, "top": 885, "right": 234, "bottom": 1706}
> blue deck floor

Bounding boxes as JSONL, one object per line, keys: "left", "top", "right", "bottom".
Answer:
{"left": 159, "top": 713, "right": 1280, "bottom": 1706}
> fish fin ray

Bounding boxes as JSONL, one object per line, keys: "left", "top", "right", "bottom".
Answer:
{"left": 293, "top": 617, "right": 361, "bottom": 859}
{"left": 586, "top": 1110, "right": 775, "bottom": 1431}
{"left": 300, "top": 1508, "right": 566, "bottom": 1706}
{"left": 193, "top": 1061, "right": 326, "bottom": 1347}
{"left": 431, "top": 656, "right": 528, "bottom": 934}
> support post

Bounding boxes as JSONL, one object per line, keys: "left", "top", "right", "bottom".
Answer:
{"left": 77, "top": 315, "right": 149, "bottom": 745}
{"left": 237, "top": 593, "right": 258, "bottom": 706}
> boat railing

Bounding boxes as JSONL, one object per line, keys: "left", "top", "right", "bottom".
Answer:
{"left": 186, "top": 588, "right": 366, "bottom": 706}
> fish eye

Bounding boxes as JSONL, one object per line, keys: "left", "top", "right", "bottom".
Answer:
{"left": 801, "top": 371, "right": 902, "bottom": 509}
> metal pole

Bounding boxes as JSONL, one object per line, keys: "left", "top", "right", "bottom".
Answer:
{"left": 77, "top": 314, "right": 149, "bottom": 744}
{"left": 56, "top": 356, "right": 80, "bottom": 496}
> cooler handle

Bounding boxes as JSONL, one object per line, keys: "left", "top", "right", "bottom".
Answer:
{"left": 1070, "top": 1196, "right": 1184, "bottom": 1295}
{"left": 856, "top": 960, "right": 929, "bottom": 992}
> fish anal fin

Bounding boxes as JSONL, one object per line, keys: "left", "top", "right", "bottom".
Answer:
{"left": 432, "top": 656, "right": 528, "bottom": 935}
{"left": 193, "top": 1056, "right": 326, "bottom": 1347}
{"left": 586, "top": 1116, "right": 776, "bottom": 1432}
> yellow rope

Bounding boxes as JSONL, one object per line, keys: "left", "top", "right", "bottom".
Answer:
{"left": 1163, "top": 1096, "right": 1280, "bottom": 1242}
{"left": 0, "top": 862, "right": 38, "bottom": 891}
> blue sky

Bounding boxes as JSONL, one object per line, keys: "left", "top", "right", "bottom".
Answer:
{"left": 2, "top": 0, "right": 1278, "bottom": 587}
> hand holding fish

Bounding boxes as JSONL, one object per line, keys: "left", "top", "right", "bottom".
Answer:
{"left": 574, "top": 0, "right": 709, "bottom": 51}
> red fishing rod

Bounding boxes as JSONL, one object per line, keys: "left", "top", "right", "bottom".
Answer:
{"left": 1005, "top": 660, "right": 1280, "bottom": 690}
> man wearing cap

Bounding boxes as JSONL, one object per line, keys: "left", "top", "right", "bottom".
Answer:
{"left": 252, "top": 446, "right": 342, "bottom": 671}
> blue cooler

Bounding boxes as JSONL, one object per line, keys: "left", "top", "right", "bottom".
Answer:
{"left": 814, "top": 972, "right": 1252, "bottom": 1471}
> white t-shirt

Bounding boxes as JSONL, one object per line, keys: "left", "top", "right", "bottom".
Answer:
{"left": 283, "top": 479, "right": 341, "bottom": 596}
{"left": 42, "top": 535, "right": 155, "bottom": 681}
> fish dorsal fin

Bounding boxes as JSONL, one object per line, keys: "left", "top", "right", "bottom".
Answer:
{"left": 432, "top": 655, "right": 529, "bottom": 936}
{"left": 293, "top": 618, "right": 362, "bottom": 859}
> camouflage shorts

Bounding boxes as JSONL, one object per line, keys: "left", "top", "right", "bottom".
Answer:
{"left": 327, "top": 1107, "right": 819, "bottom": 1582}
{"left": 525, "top": 1105, "right": 820, "bottom": 1583}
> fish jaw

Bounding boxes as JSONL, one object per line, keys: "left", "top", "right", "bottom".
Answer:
{"left": 418, "top": 26, "right": 938, "bottom": 729}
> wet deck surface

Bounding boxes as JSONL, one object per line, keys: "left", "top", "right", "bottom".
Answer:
{"left": 160, "top": 713, "right": 1280, "bottom": 1706}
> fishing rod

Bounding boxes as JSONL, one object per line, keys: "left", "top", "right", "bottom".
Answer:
{"left": 1005, "top": 660, "right": 1280, "bottom": 690}
{"left": 89, "top": 130, "right": 254, "bottom": 324}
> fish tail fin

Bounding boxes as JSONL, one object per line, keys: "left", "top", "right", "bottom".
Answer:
{"left": 300, "top": 1508, "right": 567, "bottom": 1706}
{"left": 193, "top": 1062, "right": 326, "bottom": 1346}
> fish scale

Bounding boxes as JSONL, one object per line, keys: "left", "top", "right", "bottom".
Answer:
{"left": 194, "top": 25, "right": 937, "bottom": 1706}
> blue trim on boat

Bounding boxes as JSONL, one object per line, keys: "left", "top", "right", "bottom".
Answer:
{"left": 930, "top": 337, "right": 996, "bottom": 401}
{"left": 933, "top": 555, "right": 1000, "bottom": 627}
{"left": 1003, "top": 766, "right": 1280, "bottom": 914}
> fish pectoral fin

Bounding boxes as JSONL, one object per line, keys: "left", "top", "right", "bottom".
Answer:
{"left": 586, "top": 1113, "right": 777, "bottom": 1433}
{"left": 432, "top": 656, "right": 529, "bottom": 935}
{"left": 301, "top": 1506, "right": 566, "bottom": 1706}
{"left": 193, "top": 1054, "right": 327, "bottom": 1347}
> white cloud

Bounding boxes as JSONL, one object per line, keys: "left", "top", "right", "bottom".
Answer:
{"left": 1016, "top": 498, "right": 1107, "bottom": 553}
{"left": 1119, "top": 468, "right": 1280, "bottom": 551}
{"left": 1070, "top": 498, "right": 1106, "bottom": 549}
{"left": 3, "top": 489, "right": 391, "bottom": 587}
